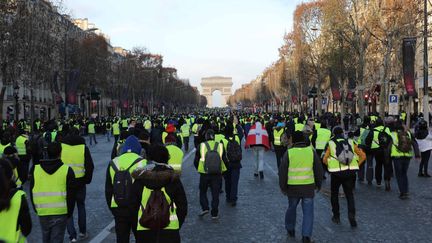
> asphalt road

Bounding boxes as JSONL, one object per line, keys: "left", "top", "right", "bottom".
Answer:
{"left": 25, "top": 136, "right": 432, "bottom": 243}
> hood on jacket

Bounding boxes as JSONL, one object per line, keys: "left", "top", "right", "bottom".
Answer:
{"left": 121, "top": 135, "right": 142, "bottom": 154}
{"left": 62, "top": 135, "right": 86, "bottom": 145}
{"left": 131, "top": 163, "right": 179, "bottom": 190}
{"left": 39, "top": 158, "right": 64, "bottom": 175}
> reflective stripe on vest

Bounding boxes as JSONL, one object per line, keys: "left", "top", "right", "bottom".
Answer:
{"left": 391, "top": 132, "right": 413, "bottom": 157}
{"left": 32, "top": 164, "right": 68, "bottom": 216}
{"left": 61, "top": 144, "right": 86, "bottom": 178}
{"left": 287, "top": 147, "right": 314, "bottom": 185}
{"left": 327, "top": 139, "right": 359, "bottom": 172}
{"left": 15, "top": 135, "right": 28, "bottom": 155}
{"left": 273, "top": 129, "right": 284, "bottom": 146}
{"left": 315, "top": 128, "right": 331, "bottom": 150}
{"left": 110, "top": 153, "right": 145, "bottom": 208}
{"left": 166, "top": 145, "right": 184, "bottom": 171}
{"left": 137, "top": 187, "right": 179, "bottom": 231}
{"left": 0, "top": 190, "right": 26, "bottom": 243}
{"left": 197, "top": 141, "right": 226, "bottom": 174}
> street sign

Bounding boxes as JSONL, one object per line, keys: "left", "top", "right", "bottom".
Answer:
{"left": 389, "top": 94, "right": 399, "bottom": 115}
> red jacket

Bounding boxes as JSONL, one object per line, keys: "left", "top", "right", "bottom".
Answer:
{"left": 245, "top": 122, "right": 270, "bottom": 150}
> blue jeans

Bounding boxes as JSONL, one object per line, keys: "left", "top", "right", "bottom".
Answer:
{"left": 285, "top": 197, "right": 314, "bottom": 237}
{"left": 67, "top": 186, "right": 87, "bottom": 239}
{"left": 106, "top": 130, "right": 112, "bottom": 142}
{"left": 89, "top": 133, "right": 97, "bottom": 145}
{"left": 39, "top": 215, "right": 68, "bottom": 243}
{"left": 393, "top": 157, "right": 411, "bottom": 194}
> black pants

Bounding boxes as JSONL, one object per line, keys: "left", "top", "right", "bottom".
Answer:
{"left": 224, "top": 167, "right": 240, "bottom": 202}
{"left": 199, "top": 174, "right": 222, "bottom": 216}
{"left": 274, "top": 145, "right": 287, "bottom": 169}
{"left": 194, "top": 136, "right": 199, "bottom": 149}
{"left": 113, "top": 213, "right": 134, "bottom": 243}
{"left": 420, "top": 150, "right": 431, "bottom": 174}
{"left": 331, "top": 173, "right": 356, "bottom": 219}
{"left": 114, "top": 135, "right": 119, "bottom": 143}
{"left": 367, "top": 149, "right": 392, "bottom": 183}
{"left": 183, "top": 136, "right": 189, "bottom": 152}
{"left": 18, "top": 155, "right": 30, "bottom": 184}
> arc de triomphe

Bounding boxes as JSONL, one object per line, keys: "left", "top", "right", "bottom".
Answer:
{"left": 201, "top": 77, "right": 233, "bottom": 107}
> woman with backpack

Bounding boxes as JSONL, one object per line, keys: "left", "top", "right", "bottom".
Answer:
{"left": 390, "top": 121, "right": 420, "bottom": 199}
{"left": 130, "top": 144, "right": 187, "bottom": 243}
{"left": 415, "top": 120, "right": 432, "bottom": 177}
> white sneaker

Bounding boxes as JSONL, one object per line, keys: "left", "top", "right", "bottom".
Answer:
{"left": 70, "top": 238, "right": 77, "bottom": 243}
{"left": 79, "top": 232, "right": 89, "bottom": 240}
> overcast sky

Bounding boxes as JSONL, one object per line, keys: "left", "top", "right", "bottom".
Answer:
{"left": 64, "top": 0, "right": 303, "bottom": 105}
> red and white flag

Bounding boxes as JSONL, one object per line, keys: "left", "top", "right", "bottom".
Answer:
{"left": 245, "top": 122, "right": 270, "bottom": 150}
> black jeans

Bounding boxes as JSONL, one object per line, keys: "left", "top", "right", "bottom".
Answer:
{"left": 224, "top": 167, "right": 240, "bottom": 202}
{"left": 367, "top": 149, "right": 392, "bottom": 183}
{"left": 183, "top": 136, "right": 190, "bottom": 152}
{"left": 330, "top": 173, "right": 356, "bottom": 219}
{"left": 274, "top": 145, "right": 287, "bottom": 169}
{"left": 67, "top": 186, "right": 86, "bottom": 239}
{"left": 113, "top": 213, "right": 134, "bottom": 243}
{"left": 420, "top": 150, "right": 431, "bottom": 174}
{"left": 199, "top": 174, "right": 222, "bottom": 216}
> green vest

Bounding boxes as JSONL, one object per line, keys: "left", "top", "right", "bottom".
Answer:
{"left": 0, "top": 190, "right": 26, "bottom": 243}
{"left": 61, "top": 144, "right": 85, "bottom": 178}
{"left": 287, "top": 147, "right": 315, "bottom": 185}
{"left": 197, "top": 141, "right": 227, "bottom": 174}
{"left": 180, "top": 124, "right": 190, "bottom": 137}
{"left": 315, "top": 128, "right": 331, "bottom": 150}
{"left": 166, "top": 145, "right": 184, "bottom": 171}
{"left": 0, "top": 143, "right": 11, "bottom": 157}
{"left": 390, "top": 132, "right": 413, "bottom": 157}
{"left": 110, "top": 153, "right": 145, "bottom": 208}
{"left": 144, "top": 120, "right": 152, "bottom": 130}
{"left": 295, "top": 123, "right": 304, "bottom": 132}
{"left": 162, "top": 132, "right": 168, "bottom": 144}
{"left": 122, "top": 119, "right": 128, "bottom": 128}
{"left": 136, "top": 187, "right": 179, "bottom": 231}
{"left": 220, "top": 136, "right": 241, "bottom": 151}
{"left": 372, "top": 126, "right": 389, "bottom": 149}
{"left": 273, "top": 128, "right": 284, "bottom": 146}
{"left": 88, "top": 124, "right": 95, "bottom": 134}
{"left": 315, "top": 123, "right": 321, "bottom": 130}
{"left": 215, "top": 134, "right": 225, "bottom": 143}
{"left": 112, "top": 123, "right": 120, "bottom": 135}
{"left": 15, "top": 135, "right": 28, "bottom": 155}
{"left": 32, "top": 164, "right": 68, "bottom": 216}
{"left": 327, "top": 139, "right": 359, "bottom": 172}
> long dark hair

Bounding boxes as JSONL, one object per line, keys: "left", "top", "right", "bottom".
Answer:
{"left": 0, "top": 159, "right": 13, "bottom": 212}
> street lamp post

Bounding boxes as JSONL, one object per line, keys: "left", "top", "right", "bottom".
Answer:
{"left": 424, "top": 0, "right": 429, "bottom": 125}
{"left": 13, "top": 84, "right": 19, "bottom": 121}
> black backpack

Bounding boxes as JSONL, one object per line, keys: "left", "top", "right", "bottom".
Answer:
{"left": 139, "top": 189, "right": 172, "bottom": 230}
{"left": 110, "top": 158, "right": 142, "bottom": 207}
{"left": 204, "top": 142, "right": 222, "bottom": 174}
{"left": 226, "top": 137, "right": 242, "bottom": 162}
{"left": 377, "top": 128, "right": 391, "bottom": 149}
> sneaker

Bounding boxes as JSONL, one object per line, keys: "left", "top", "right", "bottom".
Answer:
{"left": 254, "top": 173, "right": 259, "bottom": 177}
{"left": 70, "top": 238, "right": 77, "bottom": 243}
{"left": 367, "top": 181, "right": 372, "bottom": 185}
{"left": 418, "top": 172, "right": 425, "bottom": 177}
{"left": 79, "top": 232, "right": 88, "bottom": 240}
{"left": 332, "top": 216, "right": 341, "bottom": 224}
{"left": 349, "top": 218, "right": 358, "bottom": 228}
{"left": 399, "top": 193, "right": 409, "bottom": 200}
{"left": 259, "top": 171, "right": 264, "bottom": 179}
{"left": 425, "top": 173, "right": 431, "bottom": 178}
{"left": 198, "top": 210, "right": 209, "bottom": 217}
{"left": 211, "top": 215, "right": 219, "bottom": 220}
{"left": 385, "top": 181, "right": 391, "bottom": 191}
{"left": 376, "top": 182, "right": 382, "bottom": 186}
{"left": 287, "top": 230, "right": 295, "bottom": 238}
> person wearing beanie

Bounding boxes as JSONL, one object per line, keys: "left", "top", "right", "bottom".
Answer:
{"left": 279, "top": 131, "right": 323, "bottom": 243}
{"left": 130, "top": 144, "right": 187, "bottom": 243}
{"left": 105, "top": 135, "right": 147, "bottom": 243}
{"left": 323, "top": 126, "right": 366, "bottom": 227}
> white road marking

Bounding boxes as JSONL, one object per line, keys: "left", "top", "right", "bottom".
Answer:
{"left": 265, "top": 162, "right": 278, "bottom": 176}
{"left": 89, "top": 220, "right": 115, "bottom": 243}
{"left": 183, "top": 148, "right": 196, "bottom": 163}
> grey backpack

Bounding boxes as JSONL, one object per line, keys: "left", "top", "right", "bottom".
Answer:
{"left": 204, "top": 142, "right": 222, "bottom": 174}
{"left": 333, "top": 139, "right": 354, "bottom": 165}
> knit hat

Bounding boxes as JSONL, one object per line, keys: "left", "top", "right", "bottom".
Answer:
{"left": 121, "top": 135, "right": 142, "bottom": 155}
{"left": 166, "top": 124, "right": 176, "bottom": 133}
{"left": 292, "top": 131, "right": 305, "bottom": 144}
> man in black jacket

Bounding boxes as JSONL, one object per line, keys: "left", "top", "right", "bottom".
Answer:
{"left": 61, "top": 128, "right": 94, "bottom": 242}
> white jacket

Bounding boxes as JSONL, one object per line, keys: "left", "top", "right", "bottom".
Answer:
{"left": 416, "top": 133, "right": 432, "bottom": 152}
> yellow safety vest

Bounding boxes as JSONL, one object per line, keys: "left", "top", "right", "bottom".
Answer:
{"left": 61, "top": 144, "right": 85, "bottom": 178}
{"left": 0, "top": 143, "right": 11, "bottom": 156}
{"left": 136, "top": 187, "right": 179, "bottom": 231}
{"left": 122, "top": 119, "right": 128, "bottom": 128}
{"left": 162, "top": 132, "right": 168, "bottom": 144}
{"left": 287, "top": 147, "right": 315, "bottom": 185}
{"left": 0, "top": 190, "right": 26, "bottom": 243}
{"left": 110, "top": 153, "right": 145, "bottom": 208}
{"left": 88, "top": 124, "right": 95, "bottom": 134}
{"left": 327, "top": 139, "right": 359, "bottom": 172}
{"left": 112, "top": 123, "right": 120, "bottom": 136}
{"left": 295, "top": 124, "right": 304, "bottom": 132}
{"left": 390, "top": 132, "right": 413, "bottom": 158}
{"left": 15, "top": 135, "right": 28, "bottom": 155}
{"left": 32, "top": 164, "right": 68, "bottom": 216}
{"left": 166, "top": 145, "right": 184, "bottom": 171}
{"left": 197, "top": 141, "right": 227, "bottom": 174}
{"left": 144, "top": 120, "right": 152, "bottom": 130}
{"left": 372, "top": 126, "right": 389, "bottom": 149}
{"left": 315, "top": 123, "right": 321, "bottom": 129}
{"left": 180, "top": 124, "right": 190, "bottom": 138}
{"left": 215, "top": 134, "right": 225, "bottom": 143}
{"left": 315, "top": 128, "right": 331, "bottom": 150}
{"left": 273, "top": 128, "right": 285, "bottom": 146}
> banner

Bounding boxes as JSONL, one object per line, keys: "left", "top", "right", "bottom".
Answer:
{"left": 51, "top": 72, "right": 63, "bottom": 104}
{"left": 402, "top": 38, "right": 417, "bottom": 96}
{"left": 329, "top": 69, "right": 341, "bottom": 101}
{"left": 67, "top": 70, "right": 81, "bottom": 105}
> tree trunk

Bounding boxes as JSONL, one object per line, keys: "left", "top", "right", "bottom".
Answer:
{"left": 379, "top": 42, "right": 392, "bottom": 119}
{"left": 0, "top": 86, "right": 6, "bottom": 121}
